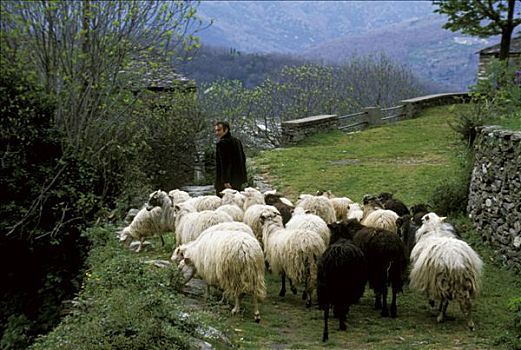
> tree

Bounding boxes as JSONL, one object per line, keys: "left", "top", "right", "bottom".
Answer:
{"left": 433, "top": 0, "right": 521, "bottom": 60}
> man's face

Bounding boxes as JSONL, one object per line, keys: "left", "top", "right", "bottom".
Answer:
{"left": 214, "top": 124, "right": 227, "bottom": 139}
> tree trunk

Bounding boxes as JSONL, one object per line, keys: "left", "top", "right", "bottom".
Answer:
{"left": 498, "top": 0, "right": 516, "bottom": 61}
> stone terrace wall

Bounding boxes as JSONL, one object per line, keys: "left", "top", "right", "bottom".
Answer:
{"left": 467, "top": 126, "right": 521, "bottom": 273}
{"left": 280, "top": 92, "right": 469, "bottom": 146}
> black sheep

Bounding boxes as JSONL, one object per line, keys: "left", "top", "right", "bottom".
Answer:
{"left": 410, "top": 203, "right": 430, "bottom": 226}
{"left": 264, "top": 193, "right": 293, "bottom": 225}
{"left": 318, "top": 222, "right": 367, "bottom": 342}
{"left": 335, "top": 219, "right": 408, "bottom": 318}
{"left": 396, "top": 214, "right": 419, "bottom": 259}
{"left": 377, "top": 192, "right": 410, "bottom": 216}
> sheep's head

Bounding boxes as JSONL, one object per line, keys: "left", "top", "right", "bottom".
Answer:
{"left": 328, "top": 219, "right": 362, "bottom": 244}
{"left": 264, "top": 193, "right": 282, "bottom": 205}
{"left": 421, "top": 212, "right": 446, "bottom": 227}
{"left": 171, "top": 245, "right": 187, "bottom": 264}
{"left": 316, "top": 189, "right": 333, "bottom": 198}
{"left": 118, "top": 228, "right": 133, "bottom": 246}
{"left": 177, "top": 257, "right": 196, "bottom": 284}
{"left": 146, "top": 190, "right": 168, "bottom": 211}
{"left": 259, "top": 207, "right": 282, "bottom": 226}
{"left": 377, "top": 192, "right": 394, "bottom": 201}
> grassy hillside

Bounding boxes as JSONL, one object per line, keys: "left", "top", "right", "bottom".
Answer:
{"left": 30, "top": 105, "right": 521, "bottom": 350}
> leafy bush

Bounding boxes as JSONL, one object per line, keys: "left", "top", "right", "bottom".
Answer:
{"left": 30, "top": 225, "right": 208, "bottom": 350}
{"left": 451, "top": 58, "right": 521, "bottom": 146}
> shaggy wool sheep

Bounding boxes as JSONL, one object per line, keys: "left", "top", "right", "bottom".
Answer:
{"left": 316, "top": 190, "right": 354, "bottom": 221}
{"left": 409, "top": 212, "right": 483, "bottom": 330}
{"left": 118, "top": 190, "right": 175, "bottom": 252}
{"left": 242, "top": 187, "right": 265, "bottom": 211}
{"left": 184, "top": 195, "right": 222, "bottom": 211}
{"left": 318, "top": 222, "right": 367, "bottom": 342}
{"left": 334, "top": 219, "right": 407, "bottom": 318}
{"left": 347, "top": 203, "right": 364, "bottom": 222}
{"left": 260, "top": 208, "right": 326, "bottom": 307}
{"left": 221, "top": 188, "right": 246, "bottom": 209}
{"left": 173, "top": 203, "right": 233, "bottom": 247}
{"left": 243, "top": 204, "right": 279, "bottom": 244}
{"left": 215, "top": 204, "right": 244, "bottom": 222}
{"left": 286, "top": 207, "right": 331, "bottom": 246}
{"left": 361, "top": 195, "right": 399, "bottom": 234}
{"left": 295, "top": 195, "right": 336, "bottom": 224}
{"left": 172, "top": 229, "right": 266, "bottom": 322}
{"left": 168, "top": 189, "right": 191, "bottom": 204}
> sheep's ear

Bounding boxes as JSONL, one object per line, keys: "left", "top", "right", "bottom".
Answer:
{"left": 440, "top": 216, "right": 446, "bottom": 222}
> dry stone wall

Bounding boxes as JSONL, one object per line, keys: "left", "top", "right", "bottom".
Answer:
{"left": 467, "top": 126, "right": 521, "bottom": 273}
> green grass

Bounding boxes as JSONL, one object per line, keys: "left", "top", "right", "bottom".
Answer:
{"left": 254, "top": 105, "right": 467, "bottom": 205}
{"left": 31, "top": 105, "right": 520, "bottom": 349}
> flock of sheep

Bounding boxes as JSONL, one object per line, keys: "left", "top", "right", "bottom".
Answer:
{"left": 118, "top": 187, "right": 483, "bottom": 343}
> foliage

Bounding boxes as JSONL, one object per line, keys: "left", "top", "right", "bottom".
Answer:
{"left": 507, "top": 297, "right": 521, "bottom": 336}
{"left": 0, "top": 1, "right": 205, "bottom": 348}
{"left": 433, "top": 0, "right": 521, "bottom": 60}
{"left": 136, "top": 90, "right": 207, "bottom": 191}
{"left": 449, "top": 58, "right": 521, "bottom": 146}
{"left": 198, "top": 55, "right": 429, "bottom": 148}
{"left": 29, "top": 225, "right": 208, "bottom": 350}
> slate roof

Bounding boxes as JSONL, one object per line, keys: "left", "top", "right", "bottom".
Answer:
{"left": 119, "top": 54, "right": 195, "bottom": 92}
{"left": 479, "top": 36, "right": 521, "bottom": 55}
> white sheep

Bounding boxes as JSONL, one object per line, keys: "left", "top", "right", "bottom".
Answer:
{"left": 118, "top": 190, "right": 175, "bottom": 252}
{"left": 347, "top": 203, "right": 364, "bottom": 221}
{"left": 243, "top": 204, "right": 279, "bottom": 244}
{"left": 409, "top": 212, "right": 483, "bottom": 330}
{"left": 242, "top": 187, "right": 265, "bottom": 211}
{"left": 286, "top": 207, "right": 331, "bottom": 246}
{"left": 168, "top": 189, "right": 191, "bottom": 204}
{"left": 295, "top": 195, "right": 336, "bottom": 224}
{"left": 184, "top": 195, "right": 222, "bottom": 211}
{"left": 361, "top": 195, "right": 399, "bottom": 233}
{"left": 215, "top": 204, "right": 244, "bottom": 222}
{"left": 221, "top": 188, "right": 246, "bottom": 209}
{"left": 173, "top": 203, "right": 233, "bottom": 247}
{"left": 330, "top": 197, "right": 354, "bottom": 221}
{"left": 172, "top": 229, "right": 266, "bottom": 322}
{"left": 260, "top": 208, "right": 326, "bottom": 307}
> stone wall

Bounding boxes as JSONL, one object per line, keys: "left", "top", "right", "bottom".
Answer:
{"left": 281, "top": 114, "right": 338, "bottom": 145}
{"left": 467, "top": 126, "right": 521, "bottom": 273}
{"left": 280, "top": 92, "right": 469, "bottom": 146}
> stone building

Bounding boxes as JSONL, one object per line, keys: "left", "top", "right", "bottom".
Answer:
{"left": 477, "top": 36, "right": 521, "bottom": 80}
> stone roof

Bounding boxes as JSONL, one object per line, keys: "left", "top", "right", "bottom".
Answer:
{"left": 479, "top": 36, "right": 521, "bottom": 55}
{"left": 119, "top": 55, "right": 195, "bottom": 92}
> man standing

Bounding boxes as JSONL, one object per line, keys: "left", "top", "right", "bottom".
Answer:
{"left": 214, "top": 121, "right": 247, "bottom": 196}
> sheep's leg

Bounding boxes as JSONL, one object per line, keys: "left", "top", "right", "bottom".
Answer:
{"left": 337, "top": 305, "right": 348, "bottom": 331}
{"left": 231, "top": 294, "right": 241, "bottom": 315}
{"left": 437, "top": 298, "right": 449, "bottom": 323}
{"left": 253, "top": 293, "right": 261, "bottom": 323}
{"left": 289, "top": 278, "right": 298, "bottom": 295}
{"left": 390, "top": 285, "right": 398, "bottom": 318}
{"left": 279, "top": 273, "right": 287, "bottom": 297}
{"left": 160, "top": 234, "right": 165, "bottom": 246}
{"left": 136, "top": 239, "right": 143, "bottom": 253}
{"left": 459, "top": 297, "right": 475, "bottom": 331}
{"left": 380, "top": 286, "right": 389, "bottom": 317}
{"left": 322, "top": 303, "right": 330, "bottom": 342}
{"left": 374, "top": 289, "right": 382, "bottom": 310}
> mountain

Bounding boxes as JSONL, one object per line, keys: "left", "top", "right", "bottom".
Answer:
{"left": 193, "top": 1, "right": 507, "bottom": 91}
{"left": 195, "top": 1, "right": 439, "bottom": 54}
{"left": 302, "top": 15, "right": 495, "bottom": 91}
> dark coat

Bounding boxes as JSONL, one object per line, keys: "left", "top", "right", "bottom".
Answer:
{"left": 215, "top": 132, "right": 247, "bottom": 193}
